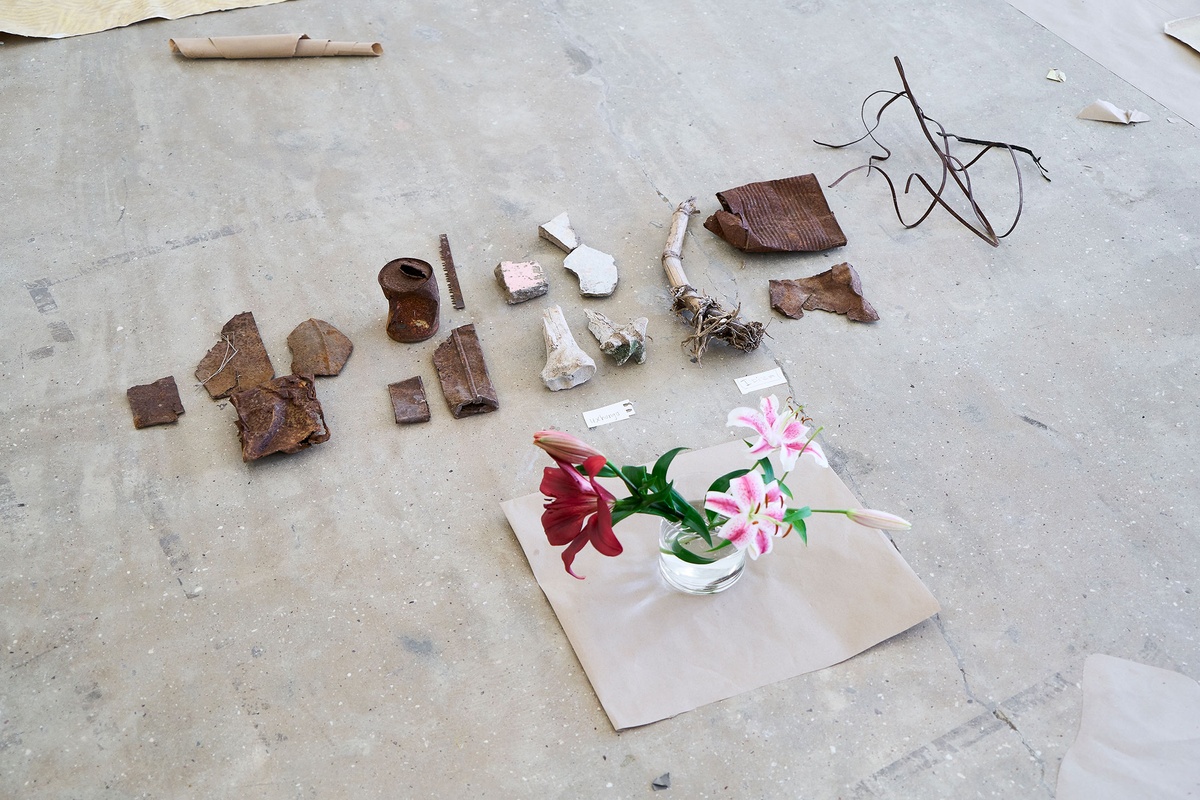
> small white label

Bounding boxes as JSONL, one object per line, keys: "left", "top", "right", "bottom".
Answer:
{"left": 583, "top": 400, "right": 635, "bottom": 428}
{"left": 735, "top": 367, "right": 786, "bottom": 394}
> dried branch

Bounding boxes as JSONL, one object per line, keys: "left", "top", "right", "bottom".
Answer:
{"left": 661, "top": 198, "right": 765, "bottom": 361}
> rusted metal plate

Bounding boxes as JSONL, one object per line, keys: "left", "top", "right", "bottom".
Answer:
{"left": 379, "top": 258, "right": 440, "bottom": 343}
{"left": 287, "top": 318, "right": 354, "bottom": 376}
{"left": 703, "top": 174, "right": 847, "bottom": 253}
{"left": 127, "top": 375, "right": 184, "bottom": 428}
{"left": 229, "top": 374, "right": 330, "bottom": 462}
{"left": 195, "top": 311, "right": 276, "bottom": 399}
{"left": 769, "top": 263, "right": 879, "bottom": 322}
{"left": 433, "top": 324, "right": 499, "bottom": 419}
{"left": 388, "top": 376, "right": 431, "bottom": 424}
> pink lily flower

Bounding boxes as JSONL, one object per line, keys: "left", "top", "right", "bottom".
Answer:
{"left": 533, "top": 430, "right": 605, "bottom": 464}
{"left": 704, "top": 472, "right": 789, "bottom": 559}
{"left": 727, "top": 394, "right": 828, "bottom": 472}
{"left": 540, "top": 454, "right": 621, "bottom": 578}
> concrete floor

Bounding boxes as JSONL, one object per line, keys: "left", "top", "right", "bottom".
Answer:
{"left": 2, "top": 0, "right": 1198, "bottom": 796}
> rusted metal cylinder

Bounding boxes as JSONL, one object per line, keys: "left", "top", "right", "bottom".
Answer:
{"left": 379, "top": 258, "right": 440, "bottom": 343}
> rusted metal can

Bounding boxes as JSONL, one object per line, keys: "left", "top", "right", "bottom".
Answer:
{"left": 379, "top": 257, "right": 440, "bottom": 343}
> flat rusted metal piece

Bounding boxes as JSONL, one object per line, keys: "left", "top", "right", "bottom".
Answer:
{"left": 195, "top": 311, "right": 275, "bottom": 399}
{"left": 770, "top": 263, "right": 879, "bottom": 322}
{"left": 127, "top": 375, "right": 185, "bottom": 428}
{"left": 287, "top": 318, "right": 354, "bottom": 376}
{"left": 433, "top": 324, "right": 499, "bottom": 419}
{"left": 388, "top": 376, "right": 431, "bottom": 424}
{"left": 379, "top": 258, "right": 440, "bottom": 343}
{"left": 229, "top": 374, "right": 330, "bottom": 462}
{"left": 439, "top": 234, "right": 465, "bottom": 310}
{"left": 703, "top": 174, "right": 847, "bottom": 253}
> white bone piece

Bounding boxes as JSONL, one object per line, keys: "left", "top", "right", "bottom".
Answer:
{"left": 541, "top": 305, "right": 596, "bottom": 391}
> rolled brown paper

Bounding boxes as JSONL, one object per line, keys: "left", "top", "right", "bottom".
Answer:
{"left": 169, "top": 33, "right": 382, "bottom": 59}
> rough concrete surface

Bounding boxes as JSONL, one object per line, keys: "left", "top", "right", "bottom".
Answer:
{"left": 1, "top": 0, "right": 1197, "bottom": 797}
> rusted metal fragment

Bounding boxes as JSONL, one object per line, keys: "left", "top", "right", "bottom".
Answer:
{"left": 439, "top": 234, "right": 466, "bottom": 310}
{"left": 770, "top": 263, "right": 879, "bottom": 322}
{"left": 433, "top": 324, "right": 499, "bottom": 419}
{"left": 287, "top": 318, "right": 353, "bottom": 376}
{"left": 229, "top": 374, "right": 330, "bottom": 462}
{"left": 195, "top": 311, "right": 275, "bottom": 399}
{"left": 388, "top": 376, "right": 431, "bottom": 424}
{"left": 379, "top": 258, "right": 440, "bottom": 343}
{"left": 127, "top": 376, "right": 184, "bottom": 428}
{"left": 703, "top": 175, "right": 847, "bottom": 253}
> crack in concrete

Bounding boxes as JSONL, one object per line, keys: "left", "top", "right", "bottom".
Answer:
{"left": 934, "top": 614, "right": 1053, "bottom": 796}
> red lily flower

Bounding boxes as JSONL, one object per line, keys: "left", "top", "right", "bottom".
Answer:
{"left": 540, "top": 454, "right": 621, "bottom": 579}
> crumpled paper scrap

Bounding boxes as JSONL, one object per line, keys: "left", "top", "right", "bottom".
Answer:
{"left": 1077, "top": 100, "right": 1150, "bottom": 125}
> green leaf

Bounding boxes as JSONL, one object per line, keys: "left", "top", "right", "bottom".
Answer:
{"left": 758, "top": 456, "right": 776, "bottom": 485}
{"left": 782, "top": 506, "right": 812, "bottom": 524}
{"left": 706, "top": 467, "right": 752, "bottom": 496}
{"left": 651, "top": 447, "right": 689, "bottom": 481}
{"left": 793, "top": 517, "right": 807, "bottom": 545}
{"left": 621, "top": 465, "right": 648, "bottom": 486}
{"left": 596, "top": 464, "right": 620, "bottom": 478}
{"left": 662, "top": 539, "right": 718, "bottom": 565}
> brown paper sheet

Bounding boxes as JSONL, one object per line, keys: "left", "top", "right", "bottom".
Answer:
{"left": 500, "top": 440, "right": 940, "bottom": 730}
{"left": 169, "top": 34, "right": 382, "bottom": 59}
{"left": 1056, "top": 654, "right": 1200, "bottom": 799}
{"left": 0, "top": 0, "right": 291, "bottom": 39}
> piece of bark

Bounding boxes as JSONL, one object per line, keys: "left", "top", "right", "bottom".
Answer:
{"left": 433, "top": 324, "right": 499, "bottom": 418}
{"left": 769, "top": 263, "right": 879, "bottom": 322}
{"left": 229, "top": 375, "right": 330, "bottom": 462}
{"left": 703, "top": 174, "right": 847, "bottom": 253}
{"left": 287, "top": 318, "right": 353, "bottom": 376}
{"left": 127, "top": 376, "right": 185, "bottom": 429}
{"left": 388, "top": 377, "right": 431, "bottom": 424}
{"left": 196, "top": 311, "right": 276, "bottom": 399}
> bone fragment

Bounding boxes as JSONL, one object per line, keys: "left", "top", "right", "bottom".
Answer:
{"left": 540, "top": 305, "right": 596, "bottom": 391}
{"left": 584, "top": 310, "right": 647, "bottom": 365}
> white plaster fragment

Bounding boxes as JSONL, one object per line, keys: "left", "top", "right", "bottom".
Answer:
{"left": 538, "top": 212, "right": 581, "bottom": 253}
{"left": 563, "top": 245, "right": 618, "bottom": 297}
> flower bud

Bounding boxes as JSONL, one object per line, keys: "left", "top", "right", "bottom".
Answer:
{"left": 533, "top": 430, "right": 605, "bottom": 463}
{"left": 845, "top": 508, "right": 912, "bottom": 531}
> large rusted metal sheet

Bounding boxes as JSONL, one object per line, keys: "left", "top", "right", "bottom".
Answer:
{"left": 195, "top": 311, "right": 276, "bottom": 399}
{"left": 433, "top": 324, "right": 499, "bottom": 419}
{"left": 229, "top": 374, "right": 330, "bottom": 462}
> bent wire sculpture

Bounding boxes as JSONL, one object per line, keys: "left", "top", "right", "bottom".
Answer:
{"left": 815, "top": 57, "right": 1050, "bottom": 247}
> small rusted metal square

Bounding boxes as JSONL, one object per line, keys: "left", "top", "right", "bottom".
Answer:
{"left": 388, "top": 376, "right": 431, "bottom": 424}
{"left": 127, "top": 376, "right": 185, "bottom": 428}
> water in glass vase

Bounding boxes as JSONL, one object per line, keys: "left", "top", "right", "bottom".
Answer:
{"left": 658, "top": 516, "right": 746, "bottom": 595}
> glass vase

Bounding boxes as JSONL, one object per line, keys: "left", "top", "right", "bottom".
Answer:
{"left": 658, "top": 516, "right": 746, "bottom": 595}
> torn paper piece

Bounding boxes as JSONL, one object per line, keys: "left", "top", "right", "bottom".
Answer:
{"left": 195, "top": 311, "right": 275, "bottom": 400}
{"left": 1056, "top": 654, "right": 1200, "bottom": 800}
{"left": 0, "top": 0, "right": 291, "bottom": 39}
{"left": 170, "top": 34, "right": 382, "bottom": 58}
{"left": 1046, "top": 68, "right": 1066, "bottom": 82}
{"left": 538, "top": 212, "right": 581, "bottom": 253}
{"left": 703, "top": 174, "right": 847, "bottom": 253}
{"left": 582, "top": 400, "right": 635, "bottom": 429}
{"left": 127, "top": 376, "right": 184, "bottom": 428}
{"left": 287, "top": 318, "right": 353, "bottom": 376}
{"left": 229, "top": 375, "right": 329, "bottom": 462}
{"left": 1165, "top": 15, "right": 1200, "bottom": 55}
{"left": 1077, "top": 100, "right": 1150, "bottom": 124}
{"left": 770, "top": 263, "right": 879, "bottom": 322}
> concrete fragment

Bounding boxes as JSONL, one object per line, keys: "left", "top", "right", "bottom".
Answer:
{"left": 494, "top": 260, "right": 549, "bottom": 304}
{"left": 585, "top": 310, "right": 647, "bottom": 365}
{"left": 538, "top": 212, "right": 581, "bottom": 252}
{"left": 540, "top": 305, "right": 596, "bottom": 391}
{"left": 563, "top": 245, "right": 618, "bottom": 297}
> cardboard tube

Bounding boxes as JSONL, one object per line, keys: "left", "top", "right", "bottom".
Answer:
{"left": 169, "top": 33, "right": 382, "bottom": 58}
